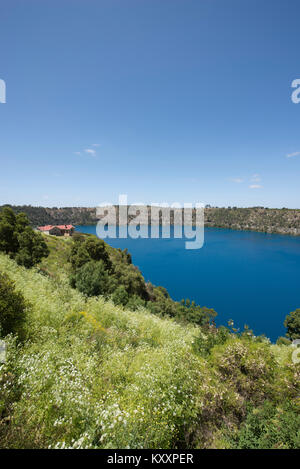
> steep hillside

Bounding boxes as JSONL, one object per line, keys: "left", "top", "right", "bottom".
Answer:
{"left": 0, "top": 253, "right": 211, "bottom": 449}
{"left": 0, "top": 242, "right": 299, "bottom": 449}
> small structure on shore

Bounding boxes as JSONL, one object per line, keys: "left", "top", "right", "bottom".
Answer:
{"left": 37, "top": 224, "right": 75, "bottom": 237}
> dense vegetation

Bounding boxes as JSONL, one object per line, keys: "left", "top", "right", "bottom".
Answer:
{"left": 2, "top": 204, "right": 300, "bottom": 236}
{"left": 0, "top": 205, "right": 99, "bottom": 227}
{"left": 284, "top": 309, "right": 300, "bottom": 341}
{"left": 0, "top": 207, "right": 49, "bottom": 268}
{"left": 0, "top": 208, "right": 299, "bottom": 449}
{"left": 0, "top": 273, "right": 27, "bottom": 340}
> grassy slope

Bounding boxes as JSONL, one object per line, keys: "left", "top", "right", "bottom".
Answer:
{"left": 39, "top": 234, "right": 73, "bottom": 277}
{"left": 0, "top": 252, "right": 207, "bottom": 449}
{"left": 0, "top": 236, "right": 297, "bottom": 449}
{"left": 39, "top": 233, "right": 117, "bottom": 279}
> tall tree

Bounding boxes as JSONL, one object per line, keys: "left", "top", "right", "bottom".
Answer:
{"left": 284, "top": 309, "right": 300, "bottom": 340}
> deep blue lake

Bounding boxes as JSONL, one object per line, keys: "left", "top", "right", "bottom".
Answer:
{"left": 76, "top": 225, "right": 300, "bottom": 342}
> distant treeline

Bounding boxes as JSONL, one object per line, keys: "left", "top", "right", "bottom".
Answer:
{"left": 205, "top": 206, "right": 300, "bottom": 236}
{"left": 2, "top": 204, "right": 300, "bottom": 235}
{"left": 0, "top": 205, "right": 99, "bottom": 227}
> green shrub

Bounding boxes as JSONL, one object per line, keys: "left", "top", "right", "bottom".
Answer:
{"left": 0, "top": 207, "right": 49, "bottom": 268}
{"left": 0, "top": 272, "right": 27, "bottom": 339}
{"left": 210, "top": 338, "right": 277, "bottom": 405}
{"left": 126, "top": 295, "right": 147, "bottom": 311}
{"left": 70, "top": 237, "right": 112, "bottom": 272}
{"left": 193, "top": 326, "right": 230, "bottom": 357}
{"left": 71, "top": 260, "right": 114, "bottom": 297}
{"left": 112, "top": 262, "right": 149, "bottom": 300}
{"left": 177, "top": 300, "right": 217, "bottom": 327}
{"left": 284, "top": 309, "right": 300, "bottom": 340}
{"left": 0, "top": 208, "right": 20, "bottom": 254}
{"left": 229, "top": 400, "right": 300, "bottom": 449}
{"left": 15, "top": 227, "right": 49, "bottom": 268}
{"left": 112, "top": 286, "right": 129, "bottom": 306}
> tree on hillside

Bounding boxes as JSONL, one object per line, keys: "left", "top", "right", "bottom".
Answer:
{"left": 15, "top": 227, "right": 49, "bottom": 268}
{"left": 177, "top": 300, "right": 217, "bottom": 327}
{"left": 0, "top": 272, "right": 27, "bottom": 340}
{"left": 70, "top": 237, "right": 112, "bottom": 272}
{"left": 0, "top": 207, "right": 19, "bottom": 254}
{"left": 112, "top": 285, "right": 129, "bottom": 306}
{"left": 15, "top": 212, "right": 30, "bottom": 233}
{"left": 0, "top": 207, "right": 49, "bottom": 267}
{"left": 71, "top": 260, "right": 114, "bottom": 297}
{"left": 284, "top": 309, "right": 300, "bottom": 340}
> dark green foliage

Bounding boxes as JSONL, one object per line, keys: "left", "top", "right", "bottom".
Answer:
{"left": 69, "top": 236, "right": 149, "bottom": 303}
{"left": 193, "top": 326, "right": 230, "bottom": 357}
{"left": 15, "top": 227, "right": 49, "bottom": 268}
{"left": 112, "top": 286, "right": 129, "bottom": 306}
{"left": 146, "top": 284, "right": 179, "bottom": 318}
{"left": 177, "top": 301, "right": 217, "bottom": 327}
{"left": 229, "top": 401, "right": 300, "bottom": 449}
{"left": 109, "top": 247, "right": 148, "bottom": 299}
{"left": 70, "top": 236, "right": 112, "bottom": 272}
{"left": 72, "top": 260, "right": 113, "bottom": 297}
{"left": 113, "top": 262, "right": 149, "bottom": 299}
{"left": 69, "top": 236, "right": 149, "bottom": 301}
{"left": 284, "top": 309, "right": 300, "bottom": 340}
{"left": 0, "top": 272, "right": 27, "bottom": 339}
{"left": 146, "top": 298, "right": 176, "bottom": 317}
{"left": 147, "top": 289, "right": 217, "bottom": 326}
{"left": 0, "top": 208, "right": 19, "bottom": 254}
{"left": 154, "top": 286, "right": 169, "bottom": 298}
{"left": 14, "top": 212, "right": 30, "bottom": 233}
{"left": 126, "top": 295, "right": 147, "bottom": 311}
{"left": 0, "top": 207, "right": 49, "bottom": 268}
{"left": 121, "top": 248, "right": 132, "bottom": 264}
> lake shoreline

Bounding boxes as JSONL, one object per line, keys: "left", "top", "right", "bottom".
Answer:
{"left": 4, "top": 205, "right": 300, "bottom": 238}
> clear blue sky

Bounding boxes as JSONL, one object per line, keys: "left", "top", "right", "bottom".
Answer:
{"left": 0, "top": 0, "right": 300, "bottom": 208}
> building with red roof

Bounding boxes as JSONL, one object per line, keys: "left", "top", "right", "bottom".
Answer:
{"left": 37, "top": 224, "right": 75, "bottom": 236}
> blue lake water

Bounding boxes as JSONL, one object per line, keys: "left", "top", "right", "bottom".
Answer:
{"left": 76, "top": 225, "right": 300, "bottom": 342}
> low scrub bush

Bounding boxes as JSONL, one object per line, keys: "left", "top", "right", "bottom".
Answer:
{"left": 228, "top": 400, "right": 300, "bottom": 449}
{"left": 209, "top": 338, "right": 277, "bottom": 406}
